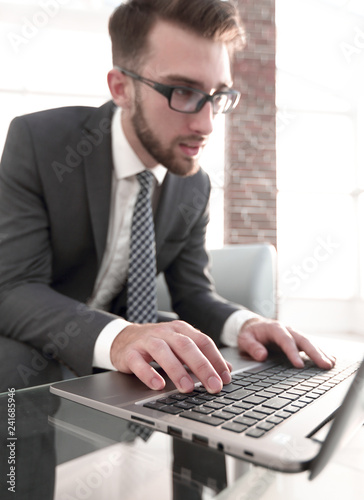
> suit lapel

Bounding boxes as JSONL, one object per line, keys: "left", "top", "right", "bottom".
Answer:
{"left": 83, "top": 101, "right": 115, "bottom": 264}
{"left": 154, "top": 168, "right": 210, "bottom": 255}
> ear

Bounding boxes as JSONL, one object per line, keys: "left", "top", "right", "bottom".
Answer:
{"left": 107, "top": 68, "right": 134, "bottom": 109}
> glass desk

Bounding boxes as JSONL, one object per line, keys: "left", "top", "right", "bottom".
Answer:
{"left": 1, "top": 336, "right": 364, "bottom": 500}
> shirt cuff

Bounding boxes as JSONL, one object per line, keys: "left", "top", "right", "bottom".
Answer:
{"left": 221, "top": 310, "right": 260, "bottom": 348}
{"left": 92, "top": 318, "right": 131, "bottom": 370}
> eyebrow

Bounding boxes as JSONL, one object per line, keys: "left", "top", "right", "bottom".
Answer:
{"left": 162, "top": 73, "right": 233, "bottom": 91}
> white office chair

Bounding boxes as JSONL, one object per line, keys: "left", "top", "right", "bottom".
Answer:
{"left": 157, "top": 243, "right": 277, "bottom": 319}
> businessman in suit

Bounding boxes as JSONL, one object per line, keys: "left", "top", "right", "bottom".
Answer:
{"left": 0, "top": 0, "right": 335, "bottom": 392}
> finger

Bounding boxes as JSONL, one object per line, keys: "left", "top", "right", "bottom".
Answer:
{"left": 172, "top": 321, "right": 232, "bottom": 385}
{"left": 226, "top": 360, "right": 233, "bottom": 373}
{"left": 237, "top": 329, "right": 269, "bottom": 362}
{"left": 240, "top": 322, "right": 305, "bottom": 368}
{"left": 145, "top": 335, "right": 198, "bottom": 393}
{"left": 287, "top": 328, "right": 336, "bottom": 369}
{"left": 262, "top": 323, "right": 306, "bottom": 367}
{"left": 123, "top": 348, "right": 166, "bottom": 390}
{"left": 165, "top": 333, "right": 224, "bottom": 393}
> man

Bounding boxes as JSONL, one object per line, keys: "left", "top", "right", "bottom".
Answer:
{"left": 0, "top": 0, "right": 335, "bottom": 393}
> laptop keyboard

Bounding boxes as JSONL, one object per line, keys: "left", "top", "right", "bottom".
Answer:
{"left": 143, "top": 359, "right": 359, "bottom": 438}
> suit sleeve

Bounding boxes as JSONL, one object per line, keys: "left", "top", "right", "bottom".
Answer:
{"left": 0, "top": 116, "right": 117, "bottom": 376}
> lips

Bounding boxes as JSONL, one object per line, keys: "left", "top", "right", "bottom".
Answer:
{"left": 179, "top": 142, "right": 205, "bottom": 157}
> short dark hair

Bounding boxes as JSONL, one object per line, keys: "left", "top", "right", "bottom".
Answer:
{"left": 109, "top": 0, "right": 245, "bottom": 68}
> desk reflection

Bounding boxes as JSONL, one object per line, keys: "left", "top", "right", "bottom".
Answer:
{"left": 0, "top": 386, "right": 236, "bottom": 500}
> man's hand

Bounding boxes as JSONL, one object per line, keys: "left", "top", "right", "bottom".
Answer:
{"left": 110, "top": 320, "right": 232, "bottom": 393}
{"left": 238, "top": 317, "right": 336, "bottom": 369}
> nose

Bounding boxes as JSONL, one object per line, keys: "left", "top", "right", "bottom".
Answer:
{"left": 188, "top": 101, "right": 215, "bottom": 136}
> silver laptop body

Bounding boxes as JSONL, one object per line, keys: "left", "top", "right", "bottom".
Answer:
{"left": 50, "top": 347, "right": 364, "bottom": 477}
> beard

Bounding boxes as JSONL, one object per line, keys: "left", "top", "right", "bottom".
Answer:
{"left": 131, "top": 95, "right": 204, "bottom": 177}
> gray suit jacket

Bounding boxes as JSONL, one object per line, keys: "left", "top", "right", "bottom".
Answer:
{"left": 0, "top": 101, "right": 240, "bottom": 376}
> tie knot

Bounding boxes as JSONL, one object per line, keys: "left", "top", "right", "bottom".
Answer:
{"left": 137, "top": 170, "right": 154, "bottom": 192}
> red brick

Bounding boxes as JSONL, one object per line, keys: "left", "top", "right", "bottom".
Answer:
{"left": 225, "top": 0, "right": 276, "bottom": 247}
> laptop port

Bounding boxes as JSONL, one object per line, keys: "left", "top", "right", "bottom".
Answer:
{"left": 168, "top": 426, "right": 182, "bottom": 438}
{"left": 131, "top": 416, "right": 155, "bottom": 426}
{"left": 192, "top": 434, "right": 208, "bottom": 446}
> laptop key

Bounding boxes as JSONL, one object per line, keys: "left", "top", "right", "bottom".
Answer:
{"left": 262, "top": 397, "right": 290, "bottom": 410}
{"left": 297, "top": 396, "right": 314, "bottom": 404}
{"left": 245, "top": 428, "right": 266, "bottom": 438}
{"left": 256, "top": 390, "right": 278, "bottom": 399}
{"left": 220, "top": 383, "right": 241, "bottom": 393}
{"left": 257, "top": 421, "right": 275, "bottom": 431}
{"left": 179, "top": 411, "right": 224, "bottom": 426}
{"left": 244, "top": 410, "right": 266, "bottom": 420}
{"left": 193, "top": 386, "right": 208, "bottom": 394}
{"left": 242, "top": 395, "right": 267, "bottom": 405}
{"left": 170, "top": 394, "right": 189, "bottom": 401}
{"left": 290, "top": 400, "right": 307, "bottom": 408}
{"left": 212, "top": 410, "right": 234, "bottom": 420}
{"left": 264, "top": 387, "right": 284, "bottom": 395}
{"left": 283, "top": 405, "right": 300, "bottom": 413}
{"left": 185, "top": 397, "right": 205, "bottom": 405}
{"left": 204, "top": 401, "right": 225, "bottom": 410}
{"left": 232, "top": 401, "right": 254, "bottom": 410}
{"left": 233, "top": 416, "right": 258, "bottom": 427}
{"left": 157, "top": 397, "right": 176, "bottom": 405}
{"left": 200, "top": 394, "right": 217, "bottom": 401}
{"left": 222, "top": 422, "right": 248, "bottom": 433}
{"left": 254, "top": 405, "right": 275, "bottom": 415}
{"left": 279, "top": 392, "right": 299, "bottom": 401}
{"left": 304, "top": 392, "right": 321, "bottom": 400}
{"left": 193, "top": 406, "right": 214, "bottom": 415}
{"left": 144, "top": 401, "right": 168, "bottom": 410}
{"left": 160, "top": 405, "right": 184, "bottom": 415}
{"left": 245, "top": 384, "right": 266, "bottom": 391}
{"left": 255, "top": 381, "right": 274, "bottom": 388}
{"left": 232, "top": 379, "right": 253, "bottom": 387}
{"left": 275, "top": 410, "right": 292, "bottom": 419}
{"left": 223, "top": 406, "right": 244, "bottom": 415}
{"left": 214, "top": 397, "right": 237, "bottom": 406}
{"left": 224, "top": 388, "right": 254, "bottom": 401}
{"left": 175, "top": 401, "right": 195, "bottom": 410}
{"left": 266, "top": 416, "right": 284, "bottom": 425}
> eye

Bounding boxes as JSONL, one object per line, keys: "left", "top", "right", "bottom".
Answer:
{"left": 173, "top": 87, "right": 198, "bottom": 99}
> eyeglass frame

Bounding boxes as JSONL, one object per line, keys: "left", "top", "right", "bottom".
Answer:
{"left": 114, "top": 66, "right": 240, "bottom": 115}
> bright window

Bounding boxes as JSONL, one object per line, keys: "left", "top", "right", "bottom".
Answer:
{"left": 276, "top": 0, "right": 364, "bottom": 336}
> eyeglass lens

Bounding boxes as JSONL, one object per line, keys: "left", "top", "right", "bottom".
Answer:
{"left": 170, "top": 88, "right": 236, "bottom": 114}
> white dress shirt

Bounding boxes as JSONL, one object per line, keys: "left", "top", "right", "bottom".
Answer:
{"left": 92, "top": 107, "right": 258, "bottom": 370}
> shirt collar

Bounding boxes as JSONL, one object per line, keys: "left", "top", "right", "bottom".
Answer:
{"left": 111, "top": 106, "right": 167, "bottom": 185}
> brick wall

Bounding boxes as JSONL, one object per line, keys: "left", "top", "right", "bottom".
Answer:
{"left": 225, "top": 0, "right": 277, "bottom": 246}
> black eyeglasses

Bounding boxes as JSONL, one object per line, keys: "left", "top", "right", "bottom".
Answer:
{"left": 115, "top": 66, "right": 240, "bottom": 115}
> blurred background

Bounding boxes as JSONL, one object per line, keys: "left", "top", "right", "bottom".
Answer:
{"left": 1, "top": 0, "right": 363, "bottom": 339}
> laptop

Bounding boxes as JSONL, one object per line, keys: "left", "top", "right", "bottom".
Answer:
{"left": 50, "top": 347, "right": 364, "bottom": 479}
